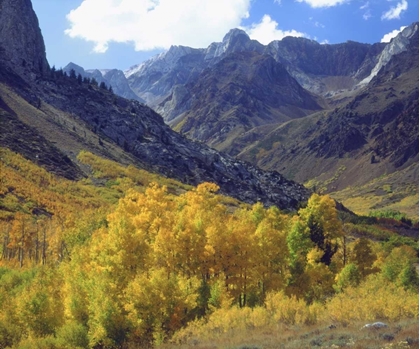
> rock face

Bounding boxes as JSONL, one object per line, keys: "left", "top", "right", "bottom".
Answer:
{"left": 125, "top": 29, "right": 263, "bottom": 105}
{"left": 33, "top": 75, "right": 310, "bottom": 209}
{"left": 265, "top": 38, "right": 385, "bottom": 95}
{"left": 0, "top": 0, "right": 311, "bottom": 211}
{"left": 125, "top": 29, "right": 385, "bottom": 107}
{"left": 0, "top": 0, "right": 49, "bottom": 78}
{"left": 123, "top": 27, "right": 389, "bottom": 158}
{"left": 157, "top": 51, "right": 323, "bottom": 154}
{"left": 359, "top": 24, "right": 419, "bottom": 85}
{"left": 63, "top": 63, "right": 144, "bottom": 102}
{"left": 238, "top": 23, "right": 418, "bottom": 192}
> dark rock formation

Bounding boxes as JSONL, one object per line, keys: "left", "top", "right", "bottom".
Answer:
{"left": 34, "top": 75, "right": 310, "bottom": 209}
{"left": 0, "top": 108, "right": 84, "bottom": 180}
{"left": 0, "top": 0, "right": 49, "bottom": 79}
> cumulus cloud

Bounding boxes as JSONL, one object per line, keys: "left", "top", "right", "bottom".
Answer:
{"left": 65, "top": 0, "right": 251, "bottom": 53}
{"left": 381, "top": 0, "right": 408, "bottom": 20}
{"left": 295, "top": 0, "right": 348, "bottom": 8}
{"left": 380, "top": 26, "right": 407, "bottom": 42}
{"left": 245, "top": 15, "right": 307, "bottom": 45}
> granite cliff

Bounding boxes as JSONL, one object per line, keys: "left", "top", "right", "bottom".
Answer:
{"left": 0, "top": 0, "right": 49, "bottom": 79}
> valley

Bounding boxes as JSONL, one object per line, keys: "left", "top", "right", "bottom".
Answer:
{"left": 63, "top": 22, "right": 418, "bottom": 217}
{"left": 0, "top": 0, "right": 418, "bottom": 348}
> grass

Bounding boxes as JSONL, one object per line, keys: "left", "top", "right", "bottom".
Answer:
{"left": 159, "top": 319, "right": 418, "bottom": 349}
{"left": 329, "top": 164, "right": 419, "bottom": 220}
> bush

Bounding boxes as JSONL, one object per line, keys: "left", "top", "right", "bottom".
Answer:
{"left": 326, "top": 274, "right": 418, "bottom": 324}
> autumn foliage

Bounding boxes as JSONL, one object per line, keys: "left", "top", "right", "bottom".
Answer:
{"left": 0, "top": 148, "right": 418, "bottom": 348}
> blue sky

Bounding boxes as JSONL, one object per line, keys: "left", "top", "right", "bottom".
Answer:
{"left": 32, "top": 0, "right": 418, "bottom": 71}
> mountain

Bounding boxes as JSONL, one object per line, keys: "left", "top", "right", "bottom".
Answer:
{"left": 125, "top": 29, "right": 385, "bottom": 109}
{"left": 264, "top": 37, "right": 385, "bottom": 97}
{"left": 0, "top": 0, "right": 310, "bottom": 211}
{"left": 123, "top": 23, "right": 418, "bottom": 215}
{"left": 359, "top": 24, "right": 418, "bottom": 85}
{"left": 63, "top": 62, "right": 145, "bottom": 103}
{"left": 156, "top": 51, "right": 324, "bottom": 154}
{"left": 237, "top": 24, "right": 418, "bottom": 214}
{"left": 125, "top": 29, "right": 264, "bottom": 106}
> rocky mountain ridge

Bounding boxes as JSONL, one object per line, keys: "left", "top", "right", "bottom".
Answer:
{"left": 237, "top": 25, "right": 419, "bottom": 198}
{"left": 63, "top": 62, "right": 144, "bottom": 102}
{"left": 359, "top": 24, "right": 419, "bottom": 85}
{"left": 0, "top": 0, "right": 311, "bottom": 211}
{"left": 123, "top": 28, "right": 386, "bottom": 107}
{"left": 124, "top": 22, "right": 418, "bottom": 215}
{"left": 156, "top": 51, "right": 324, "bottom": 154}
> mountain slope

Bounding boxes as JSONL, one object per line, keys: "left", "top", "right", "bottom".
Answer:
{"left": 265, "top": 37, "right": 385, "bottom": 95}
{"left": 0, "top": 0, "right": 310, "bottom": 211}
{"left": 237, "top": 24, "right": 419, "bottom": 214}
{"left": 157, "top": 51, "right": 324, "bottom": 154}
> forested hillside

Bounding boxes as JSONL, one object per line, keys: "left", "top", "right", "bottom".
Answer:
{"left": 0, "top": 148, "right": 417, "bottom": 348}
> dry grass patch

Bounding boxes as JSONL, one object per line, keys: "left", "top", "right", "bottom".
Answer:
{"left": 159, "top": 319, "right": 418, "bottom": 349}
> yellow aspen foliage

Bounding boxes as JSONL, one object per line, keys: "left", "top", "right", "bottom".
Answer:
{"left": 299, "top": 194, "right": 343, "bottom": 240}
{"left": 223, "top": 208, "right": 257, "bottom": 307}
{"left": 326, "top": 273, "right": 419, "bottom": 324}
{"left": 60, "top": 247, "right": 90, "bottom": 325}
{"left": 305, "top": 262, "right": 335, "bottom": 302}
{"left": 252, "top": 205, "right": 289, "bottom": 301}
{"left": 124, "top": 268, "right": 199, "bottom": 345}
{"left": 169, "top": 182, "right": 226, "bottom": 278}
{"left": 265, "top": 291, "right": 318, "bottom": 325}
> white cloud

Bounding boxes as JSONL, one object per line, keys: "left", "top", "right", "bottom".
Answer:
{"left": 360, "top": 1, "right": 369, "bottom": 10}
{"left": 363, "top": 10, "right": 372, "bottom": 20}
{"left": 381, "top": 0, "right": 408, "bottom": 20}
{"left": 295, "top": 0, "right": 348, "bottom": 8}
{"left": 65, "top": 0, "right": 251, "bottom": 53}
{"left": 380, "top": 25, "right": 407, "bottom": 42}
{"left": 245, "top": 15, "right": 308, "bottom": 45}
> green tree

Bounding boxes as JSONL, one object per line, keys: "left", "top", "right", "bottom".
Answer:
{"left": 334, "top": 263, "right": 361, "bottom": 292}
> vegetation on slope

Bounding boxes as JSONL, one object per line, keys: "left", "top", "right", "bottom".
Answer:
{"left": 0, "top": 148, "right": 417, "bottom": 349}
